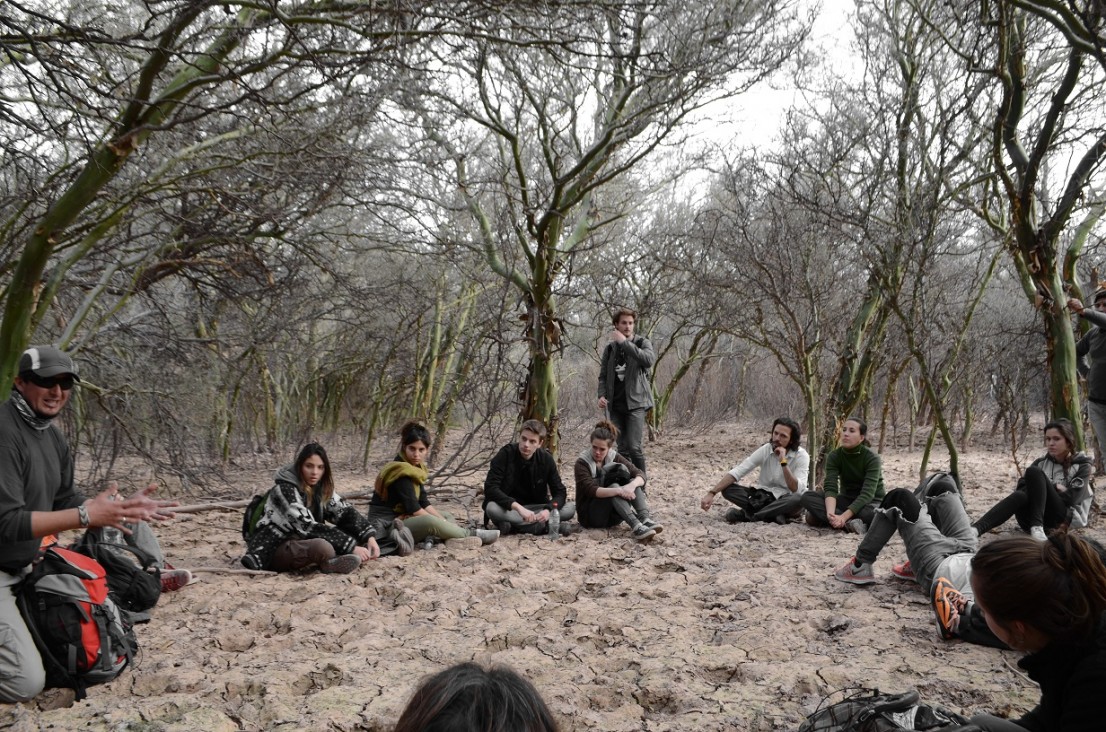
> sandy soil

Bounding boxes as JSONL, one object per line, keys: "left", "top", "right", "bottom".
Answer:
{"left": 3, "top": 422, "right": 1102, "bottom": 731}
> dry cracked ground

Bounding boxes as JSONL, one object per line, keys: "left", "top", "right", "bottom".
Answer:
{"left": 3, "top": 422, "right": 1101, "bottom": 731}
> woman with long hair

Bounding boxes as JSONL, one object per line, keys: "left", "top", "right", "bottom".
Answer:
{"left": 574, "top": 420, "right": 662, "bottom": 542}
{"left": 369, "top": 421, "right": 499, "bottom": 546}
{"left": 240, "top": 443, "right": 381, "bottom": 573}
{"left": 965, "top": 533, "right": 1106, "bottom": 730}
{"left": 973, "top": 418, "right": 1093, "bottom": 540}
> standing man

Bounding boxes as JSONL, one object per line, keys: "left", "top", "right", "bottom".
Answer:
{"left": 0, "top": 346, "right": 175, "bottom": 702}
{"left": 483, "top": 420, "right": 577, "bottom": 535}
{"left": 700, "top": 417, "right": 810, "bottom": 524}
{"left": 1069, "top": 289, "right": 1106, "bottom": 461}
{"left": 597, "top": 307, "right": 655, "bottom": 474}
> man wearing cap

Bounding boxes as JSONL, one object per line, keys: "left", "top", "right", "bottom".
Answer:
{"left": 1069, "top": 290, "right": 1106, "bottom": 461}
{"left": 0, "top": 346, "right": 175, "bottom": 702}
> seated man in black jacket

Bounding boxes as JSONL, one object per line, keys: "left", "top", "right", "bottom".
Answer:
{"left": 483, "top": 420, "right": 577, "bottom": 535}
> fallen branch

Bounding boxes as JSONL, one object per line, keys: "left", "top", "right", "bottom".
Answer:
{"left": 188, "top": 567, "right": 277, "bottom": 575}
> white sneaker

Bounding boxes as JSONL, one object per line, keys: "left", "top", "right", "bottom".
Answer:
{"left": 1029, "top": 525, "right": 1048, "bottom": 542}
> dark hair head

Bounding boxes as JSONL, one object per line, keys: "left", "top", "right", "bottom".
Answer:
{"left": 1042, "top": 418, "right": 1077, "bottom": 461}
{"left": 611, "top": 307, "right": 636, "bottom": 326}
{"left": 772, "top": 417, "right": 802, "bottom": 450}
{"left": 294, "top": 442, "right": 334, "bottom": 504}
{"left": 520, "top": 419, "right": 547, "bottom": 441}
{"left": 393, "top": 662, "right": 559, "bottom": 732}
{"left": 971, "top": 532, "right": 1106, "bottom": 643}
{"left": 399, "top": 420, "right": 432, "bottom": 451}
{"left": 589, "top": 420, "right": 619, "bottom": 446}
{"left": 844, "top": 416, "right": 867, "bottom": 435}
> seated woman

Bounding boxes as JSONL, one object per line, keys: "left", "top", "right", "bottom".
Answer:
{"left": 369, "top": 421, "right": 499, "bottom": 546}
{"left": 973, "top": 418, "right": 1093, "bottom": 540}
{"left": 240, "top": 443, "right": 385, "bottom": 573}
{"left": 574, "top": 420, "right": 662, "bottom": 542}
{"left": 963, "top": 533, "right": 1106, "bottom": 731}
{"left": 799, "top": 417, "right": 885, "bottom": 532}
{"left": 394, "top": 661, "right": 558, "bottom": 732}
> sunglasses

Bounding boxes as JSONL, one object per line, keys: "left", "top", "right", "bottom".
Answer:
{"left": 25, "top": 373, "right": 76, "bottom": 391}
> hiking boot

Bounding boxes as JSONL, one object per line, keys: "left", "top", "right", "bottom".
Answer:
{"left": 725, "top": 507, "right": 746, "bottom": 524}
{"left": 391, "top": 519, "right": 415, "bottom": 557}
{"left": 558, "top": 522, "right": 583, "bottom": 536}
{"left": 834, "top": 558, "right": 875, "bottom": 585}
{"left": 474, "top": 529, "right": 500, "bottom": 545}
{"left": 320, "top": 554, "right": 362, "bottom": 574}
{"left": 159, "top": 569, "right": 192, "bottom": 593}
{"left": 1029, "top": 525, "right": 1048, "bottom": 542}
{"left": 631, "top": 523, "right": 656, "bottom": 542}
{"left": 931, "top": 576, "right": 964, "bottom": 639}
{"left": 640, "top": 517, "right": 664, "bottom": 534}
{"left": 891, "top": 559, "right": 915, "bottom": 581}
{"left": 845, "top": 518, "right": 867, "bottom": 535}
{"left": 240, "top": 553, "right": 262, "bottom": 570}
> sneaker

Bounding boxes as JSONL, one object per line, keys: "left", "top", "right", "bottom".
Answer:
{"left": 391, "top": 519, "right": 415, "bottom": 557}
{"left": 631, "top": 523, "right": 656, "bottom": 542}
{"left": 240, "top": 554, "right": 262, "bottom": 570}
{"left": 159, "top": 569, "right": 192, "bottom": 593}
{"left": 845, "top": 518, "right": 867, "bottom": 535}
{"left": 931, "top": 576, "right": 964, "bottom": 639}
{"left": 772, "top": 514, "right": 788, "bottom": 525}
{"left": 320, "top": 554, "right": 362, "bottom": 574}
{"left": 1029, "top": 525, "right": 1048, "bottom": 542}
{"left": 891, "top": 559, "right": 915, "bottom": 581}
{"left": 725, "top": 508, "right": 746, "bottom": 524}
{"left": 640, "top": 518, "right": 664, "bottom": 534}
{"left": 494, "top": 520, "right": 513, "bottom": 536}
{"left": 474, "top": 529, "right": 500, "bottom": 545}
{"left": 558, "top": 522, "right": 583, "bottom": 536}
{"left": 834, "top": 558, "right": 875, "bottom": 585}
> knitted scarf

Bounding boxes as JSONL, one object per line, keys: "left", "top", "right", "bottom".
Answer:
{"left": 374, "top": 458, "right": 428, "bottom": 502}
{"left": 10, "top": 388, "right": 54, "bottom": 431}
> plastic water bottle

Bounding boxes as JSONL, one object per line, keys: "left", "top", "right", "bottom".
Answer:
{"left": 422, "top": 536, "right": 434, "bottom": 551}
{"left": 548, "top": 502, "right": 560, "bottom": 540}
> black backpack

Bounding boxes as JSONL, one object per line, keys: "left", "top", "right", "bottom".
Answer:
{"left": 71, "top": 528, "right": 162, "bottom": 615}
{"left": 799, "top": 689, "right": 979, "bottom": 732}
{"left": 16, "top": 546, "right": 138, "bottom": 700}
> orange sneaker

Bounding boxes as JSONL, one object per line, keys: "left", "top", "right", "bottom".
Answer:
{"left": 931, "top": 576, "right": 964, "bottom": 639}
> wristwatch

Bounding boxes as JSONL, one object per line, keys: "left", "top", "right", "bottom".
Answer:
{"left": 77, "top": 503, "right": 90, "bottom": 528}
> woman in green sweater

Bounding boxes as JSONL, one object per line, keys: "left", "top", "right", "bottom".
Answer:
{"left": 799, "top": 417, "right": 885, "bottom": 533}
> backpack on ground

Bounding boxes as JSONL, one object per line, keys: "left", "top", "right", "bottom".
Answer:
{"left": 71, "top": 528, "right": 161, "bottom": 615}
{"left": 798, "top": 689, "right": 978, "bottom": 732}
{"left": 242, "top": 492, "right": 268, "bottom": 539}
{"left": 16, "top": 545, "right": 138, "bottom": 700}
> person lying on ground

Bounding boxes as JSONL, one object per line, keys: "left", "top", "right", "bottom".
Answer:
{"left": 701, "top": 416, "right": 810, "bottom": 525}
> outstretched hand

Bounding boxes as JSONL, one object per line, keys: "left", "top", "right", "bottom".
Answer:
{"left": 84, "top": 483, "right": 178, "bottom": 533}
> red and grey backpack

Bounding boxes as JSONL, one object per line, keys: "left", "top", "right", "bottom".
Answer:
{"left": 16, "top": 545, "right": 138, "bottom": 700}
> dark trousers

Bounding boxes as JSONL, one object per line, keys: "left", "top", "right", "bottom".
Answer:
{"left": 973, "top": 466, "right": 1068, "bottom": 534}
{"left": 800, "top": 490, "right": 877, "bottom": 527}
{"left": 721, "top": 485, "right": 802, "bottom": 521}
